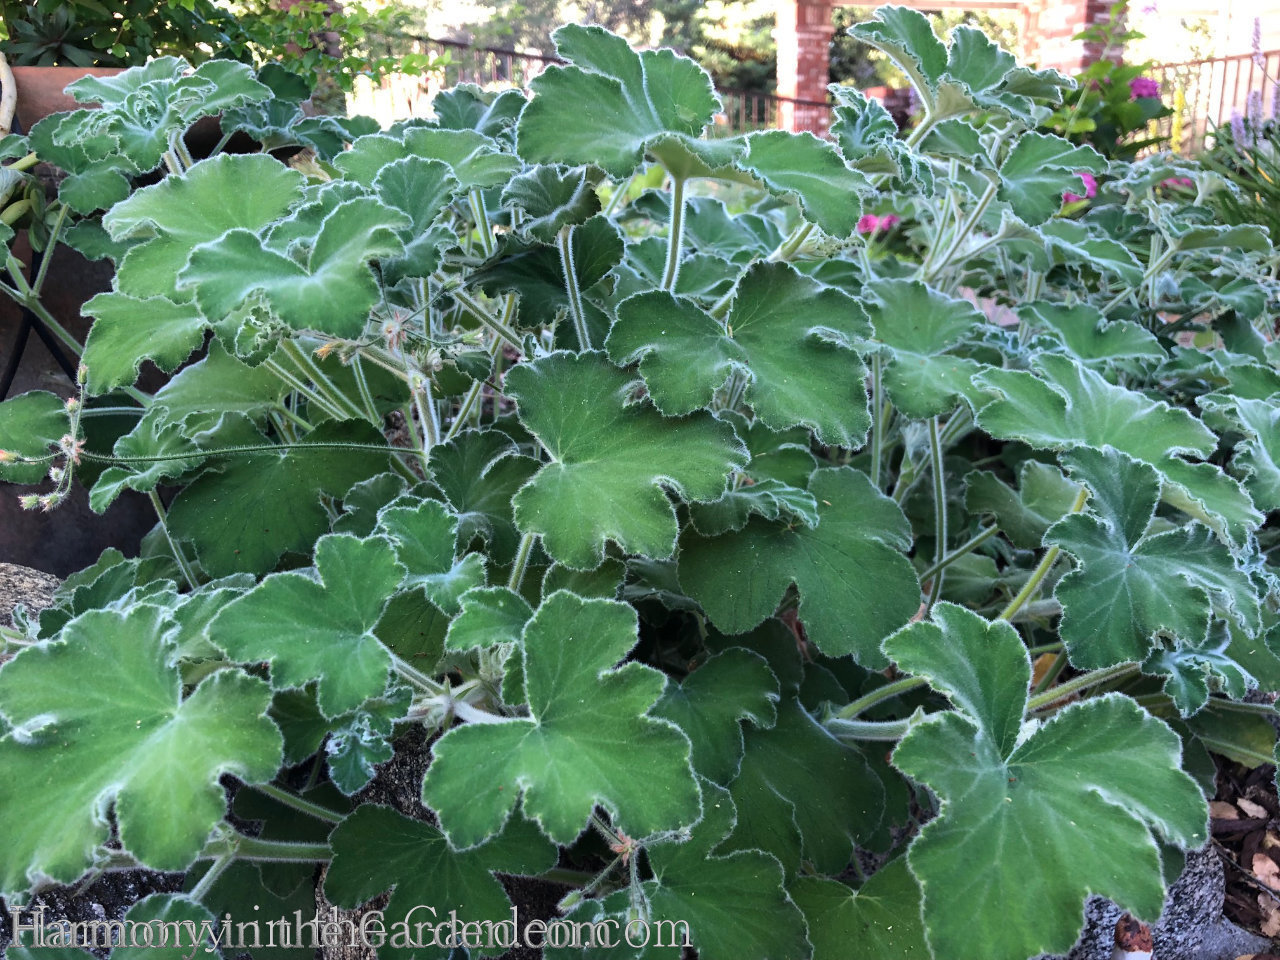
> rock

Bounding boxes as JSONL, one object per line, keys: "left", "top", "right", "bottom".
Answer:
{"left": 0, "top": 561, "right": 59, "bottom": 627}
{"left": 1038, "top": 847, "right": 1273, "bottom": 960}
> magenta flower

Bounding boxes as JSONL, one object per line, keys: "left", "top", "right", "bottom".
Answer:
{"left": 856, "top": 214, "right": 880, "bottom": 234}
{"left": 878, "top": 214, "right": 901, "bottom": 230}
{"left": 1159, "top": 176, "right": 1194, "bottom": 189}
{"left": 1129, "top": 76, "right": 1160, "bottom": 100}
{"left": 1062, "top": 171, "right": 1098, "bottom": 204}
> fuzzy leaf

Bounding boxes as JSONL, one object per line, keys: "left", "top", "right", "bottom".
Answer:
{"left": 0, "top": 391, "right": 67, "bottom": 484}
{"left": 421, "top": 592, "right": 700, "bottom": 848}
{"left": 997, "top": 133, "right": 1106, "bottom": 225}
{"left": 1198, "top": 395, "right": 1280, "bottom": 513}
{"left": 862, "top": 279, "right": 986, "bottom": 419}
{"left": 688, "top": 478, "right": 820, "bottom": 536}
{"left": 88, "top": 410, "right": 204, "bottom": 512}
{"left": 180, "top": 198, "right": 409, "bottom": 337}
{"left": 1020, "top": 300, "right": 1163, "bottom": 363}
{"left": 974, "top": 353, "right": 1262, "bottom": 541}
{"left": 1143, "top": 622, "right": 1254, "bottom": 717}
{"left": 1048, "top": 448, "right": 1259, "bottom": 669}
{"left": 0, "top": 604, "right": 281, "bottom": 893}
{"left": 739, "top": 132, "right": 869, "bottom": 237}
{"left": 81, "top": 294, "right": 207, "bottom": 395}
{"left": 502, "top": 164, "right": 602, "bottom": 243}
{"left": 886, "top": 603, "right": 1207, "bottom": 960}
{"left": 165, "top": 420, "right": 390, "bottom": 577}
{"left": 445, "top": 586, "right": 533, "bottom": 652}
{"left": 516, "top": 24, "right": 718, "bottom": 177}
{"left": 679, "top": 467, "right": 919, "bottom": 664}
{"left": 376, "top": 499, "right": 486, "bottom": 616}
{"left": 325, "top": 805, "right": 557, "bottom": 959}
{"left": 607, "top": 262, "right": 870, "bottom": 444}
{"left": 505, "top": 352, "right": 746, "bottom": 569}
{"left": 652, "top": 649, "right": 779, "bottom": 784}
{"left": 964, "top": 460, "right": 1083, "bottom": 549}
{"left": 792, "top": 859, "right": 929, "bottom": 960}
{"left": 429, "top": 430, "right": 540, "bottom": 565}
{"left": 208, "top": 534, "right": 401, "bottom": 718}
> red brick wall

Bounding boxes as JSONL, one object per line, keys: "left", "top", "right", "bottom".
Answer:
{"left": 1021, "top": 0, "right": 1116, "bottom": 76}
{"left": 776, "top": 0, "right": 835, "bottom": 135}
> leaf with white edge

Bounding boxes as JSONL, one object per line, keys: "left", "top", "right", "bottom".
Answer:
{"left": 373, "top": 156, "right": 461, "bottom": 284}
{"left": 1197, "top": 396, "right": 1280, "bottom": 513}
{"left": 516, "top": 24, "right": 718, "bottom": 177}
{"left": 861, "top": 278, "right": 986, "bottom": 419}
{"left": 146, "top": 342, "right": 283, "bottom": 434}
{"left": 721, "top": 697, "right": 883, "bottom": 875}
{"left": 431, "top": 83, "right": 526, "bottom": 140}
{"left": 1048, "top": 448, "right": 1259, "bottom": 669}
{"left": 429, "top": 430, "right": 540, "bottom": 565}
{"left": 651, "top": 649, "right": 778, "bottom": 784}
{"left": 0, "top": 390, "right": 68, "bottom": 484}
{"left": 209, "top": 534, "right": 402, "bottom": 718}
{"left": 1039, "top": 221, "right": 1144, "bottom": 286}
{"left": 688, "top": 478, "right": 820, "bottom": 537}
{"left": 1019, "top": 300, "right": 1163, "bottom": 363}
{"left": 103, "top": 153, "right": 305, "bottom": 300}
{"left": 324, "top": 686, "right": 413, "bottom": 795}
{"left": 0, "top": 604, "right": 281, "bottom": 894}
{"left": 445, "top": 586, "right": 533, "bottom": 652}
{"left": 964, "top": 460, "right": 1083, "bottom": 549}
{"left": 681, "top": 467, "right": 919, "bottom": 665}
{"left": 607, "top": 261, "right": 871, "bottom": 444}
{"left": 472, "top": 214, "right": 624, "bottom": 331}
{"left": 502, "top": 164, "right": 603, "bottom": 243}
{"left": 110, "top": 894, "right": 219, "bottom": 960}
{"left": 337, "top": 128, "right": 519, "bottom": 191}
{"left": 376, "top": 499, "right": 486, "bottom": 616}
{"left": 1169, "top": 222, "right": 1271, "bottom": 253}
{"left": 165, "top": 420, "right": 390, "bottom": 577}
{"left": 88, "top": 410, "right": 204, "bottom": 513}
{"left": 333, "top": 473, "right": 412, "bottom": 537}
{"left": 1143, "top": 621, "right": 1254, "bottom": 718}
{"left": 724, "top": 413, "right": 817, "bottom": 487}
{"left": 792, "top": 858, "right": 929, "bottom": 960}
{"left": 81, "top": 294, "right": 206, "bottom": 396}
{"left": 421, "top": 592, "right": 701, "bottom": 848}
{"left": 565, "top": 781, "right": 809, "bottom": 960}
{"left": 847, "top": 7, "right": 947, "bottom": 101}
{"left": 887, "top": 603, "right": 1207, "bottom": 960}
{"left": 739, "top": 131, "right": 869, "bottom": 237}
{"left": 997, "top": 133, "right": 1106, "bottom": 225}
{"left": 325, "top": 805, "right": 557, "bottom": 960}
{"left": 506, "top": 352, "right": 746, "bottom": 570}
{"left": 974, "top": 353, "right": 1262, "bottom": 542}
{"left": 180, "top": 198, "right": 409, "bottom": 338}
{"left": 945, "top": 24, "right": 1016, "bottom": 93}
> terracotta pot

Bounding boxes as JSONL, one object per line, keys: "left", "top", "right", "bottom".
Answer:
{"left": 9, "top": 65, "right": 125, "bottom": 133}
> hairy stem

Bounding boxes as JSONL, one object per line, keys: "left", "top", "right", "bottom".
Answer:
{"left": 249, "top": 783, "right": 344, "bottom": 825}
{"left": 147, "top": 490, "right": 198, "bottom": 591}
{"left": 661, "top": 175, "right": 687, "bottom": 292}
{"left": 926, "top": 416, "right": 947, "bottom": 610}
{"left": 998, "top": 485, "right": 1090, "bottom": 621}
{"left": 557, "top": 224, "right": 592, "bottom": 350}
{"left": 1026, "top": 661, "right": 1140, "bottom": 712}
{"left": 920, "top": 525, "right": 998, "bottom": 582}
{"left": 468, "top": 188, "right": 496, "bottom": 259}
{"left": 869, "top": 355, "right": 884, "bottom": 488}
{"left": 508, "top": 532, "right": 536, "bottom": 592}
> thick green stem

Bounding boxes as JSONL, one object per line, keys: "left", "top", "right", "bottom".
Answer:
{"left": 147, "top": 490, "right": 198, "bottom": 591}
{"left": 249, "top": 783, "right": 344, "bottom": 825}
{"left": 924, "top": 179, "right": 998, "bottom": 281}
{"left": 920, "top": 525, "right": 998, "bottom": 582}
{"left": 393, "top": 656, "right": 446, "bottom": 696}
{"left": 350, "top": 356, "right": 381, "bottom": 425}
{"left": 557, "top": 224, "right": 592, "bottom": 350}
{"left": 280, "top": 339, "right": 364, "bottom": 421}
{"left": 23, "top": 298, "right": 83, "bottom": 358}
{"left": 508, "top": 532, "right": 536, "bottom": 592}
{"left": 451, "top": 288, "right": 524, "bottom": 352}
{"left": 998, "top": 486, "right": 1090, "bottom": 621}
{"left": 1026, "top": 662, "right": 1140, "bottom": 712}
{"left": 661, "top": 175, "right": 687, "bottom": 292}
{"left": 209, "top": 836, "right": 331, "bottom": 863}
{"left": 262, "top": 357, "right": 347, "bottom": 421}
{"left": 834, "top": 675, "right": 927, "bottom": 721}
{"left": 768, "top": 221, "right": 815, "bottom": 262}
{"left": 1101, "top": 246, "right": 1177, "bottom": 314}
{"left": 469, "top": 189, "right": 496, "bottom": 259}
{"left": 827, "top": 716, "right": 916, "bottom": 742}
{"left": 187, "top": 850, "right": 234, "bottom": 902}
{"left": 869, "top": 355, "right": 884, "bottom": 488}
{"left": 926, "top": 416, "right": 947, "bottom": 610}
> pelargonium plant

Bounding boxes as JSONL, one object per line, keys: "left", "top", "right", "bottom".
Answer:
{"left": 0, "top": 8, "right": 1278, "bottom": 960}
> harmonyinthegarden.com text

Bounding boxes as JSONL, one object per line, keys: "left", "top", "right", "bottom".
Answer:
{"left": 10, "top": 905, "right": 691, "bottom": 956}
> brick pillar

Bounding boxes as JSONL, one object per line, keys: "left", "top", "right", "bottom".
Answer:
{"left": 1023, "top": 0, "right": 1116, "bottom": 76}
{"left": 775, "top": 0, "right": 833, "bottom": 135}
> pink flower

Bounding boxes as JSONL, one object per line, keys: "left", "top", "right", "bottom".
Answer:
{"left": 1129, "top": 76, "right": 1160, "bottom": 100}
{"left": 878, "top": 214, "right": 901, "bottom": 230}
{"left": 1062, "top": 171, "right": 1098, "bottom": 204}
{"left": 1159, "top": 176, "right": 1194, "bottom": 189}
{"left": 856, "top": 214, "right": 880, "bottom": 234}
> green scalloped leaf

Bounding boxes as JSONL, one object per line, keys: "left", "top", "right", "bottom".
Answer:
{"left": 974, "top": 353, "right": 1262, "bottom": 541}
{"left": 1143, "top": 621, "right": 1254, "bottom": 717}
{"left": 0, "top": 390, "right": 67, "bottom": 484}
{"left": 679, "top": 467, "right": 919, "bottom": 664}
{"left": 209, "top": 534, "right": 402, "bottom": 718}
{"left": 180, "top": 198, "right": 408, "bottom": 338}
{"left": 886, "top": 603, "right": 1207, "bottom": 960}
{"left": 81, "top": 293, "right": 207, "bottom": 396}
{"left": 0, "top": 604, "right": 281, "bottom": 893}
{"left": 739, "top": 131, "right": 869, "bottom": 237}
{"left": 1048, "top": 448, "right": 1259, "bottom": 670}
{"left": 502, "top": 164, "right": 603, "bottom": 243}
{"left": 506, "top": 352, "right": 746, "bottom": 569}
{"left": 516, "top": 24, "right": 718, "bottom": 177}
{"left": 429, "top": 430, "right": 540, "bottom": 565}
{"left": 376, "top": 498, "right": 486, "bottom": 616}
{"left": 997, "top": 133, "right": 1106, "bottom": 225}
{"left": 862, "top": 279, "right": 986, "bottom": 419}
{"left": 325, "top": 805, "right": 557, "bottom": 960}
{"left": 1197, "top": 395, "right": 1280, "bottom": 513}
{"left": 964, "top": 460, "right": 1083, "bottom": 550}
{"left": 88, "top": 409, "right": 204, "bottom": 513}
{"left": 792, "top": 859, "right": 929, "bottom": 960}
{"left": 1019, "top": 300, "right": 1163, "bottom": 363}
{"left": 652, "top": 649, "right": 779, "bottom": 784}
{"left": 607, "top": 261, "right": 870, "bottom": 443}
{"left": 421, "top": 592, "right": 700, "bottom": 848}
